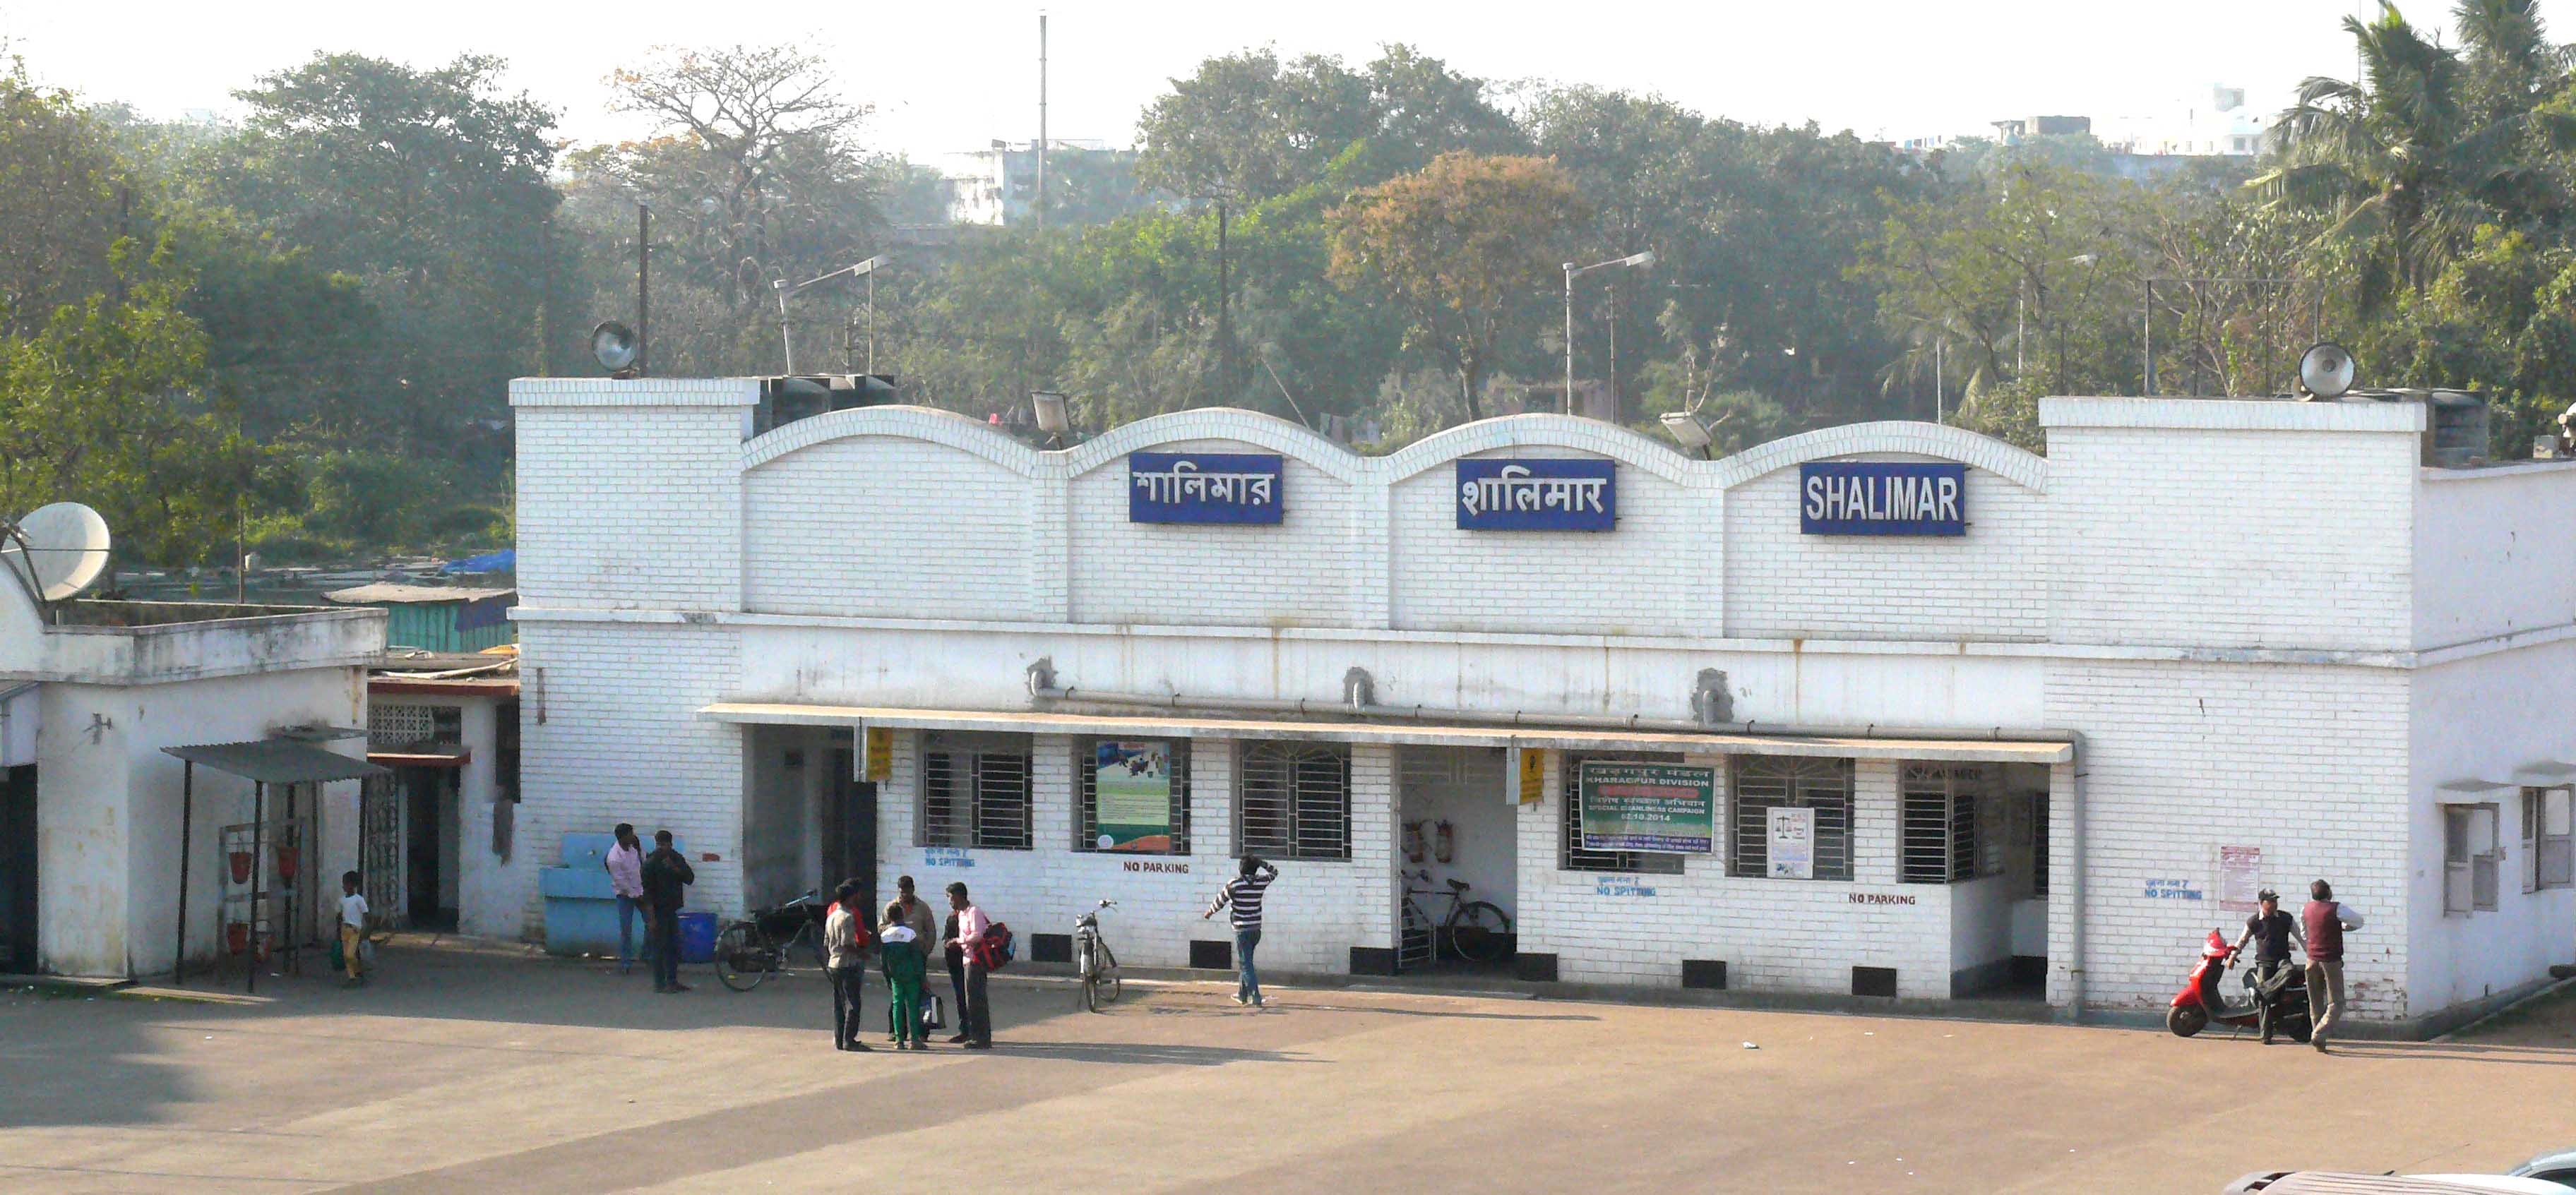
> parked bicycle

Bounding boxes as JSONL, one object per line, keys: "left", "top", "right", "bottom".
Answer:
{"left": 1073, "top": 899, "right": 1121, "bottom": 1011}
{"left": 1402, "top": 869, "right": 1513, "bottom": 964}
{"left": 713, "top": 890, "right": 830, "bottom": 992}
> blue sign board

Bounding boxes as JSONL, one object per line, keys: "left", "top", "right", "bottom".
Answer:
{"left": 1799, "top": 462, "right": 1967, "bottom": 536}
{"left": 1456, "top": 459, "right": 1617, "bottom": 531}
{"left": 1128, "top": 452, "right": 1284, "bottom": 524}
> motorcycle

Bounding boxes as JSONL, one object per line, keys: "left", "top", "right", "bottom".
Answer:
{"left": 2168, "top": 928, "right": 2312, "bottom": 1042}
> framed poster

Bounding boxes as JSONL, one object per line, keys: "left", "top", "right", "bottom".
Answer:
{"left": 1578, "top": 762, "right": 1716, "bottom": 854}
{"left": 2217, "top": 845, "right": 2263, "bottom": 913}
{"left": 1767, "top": 805, "right": 1815, "bottom": 879}
{"left": 1094, "top": 741, "right": 1173, "bottom": 852}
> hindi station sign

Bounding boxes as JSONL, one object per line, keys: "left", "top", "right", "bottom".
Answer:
{"left": 1457, "top": 459, "right": 1616, "bottom": 531}
{"left": 1799, "top": 462, "right": 1967, "bottom": 536}
{"left": 1578, "top": 761, "right": 1716, "bottom": 854}
{"left": 1129, "top": 452, "right": 1284, "bottom": 524}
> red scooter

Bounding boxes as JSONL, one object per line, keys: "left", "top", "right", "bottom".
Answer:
{"left": 2168, "top": 928, "right": 2312, "bottom": 1042}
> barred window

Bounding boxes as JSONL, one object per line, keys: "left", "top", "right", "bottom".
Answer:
{"left": 1900, "top": 762, "right": 1996, "bottom": 884}
{"left": 919, "top": 733, "right": 1033, "bottom": 851}
{"left": 1729, "top": 756, "right": 1853, "bottom": 880}
{"left": 1236, "top": 742, "right": 1349, "bottom": 861}
{"left": 1560, "top": 754, "right": 1688, "bottom": 875}
{"left": 1076, "top": 740, "right": 1192, "bottom": 855}
{"left": 2526, "top": 786, "right": 2573, "bottom": 892}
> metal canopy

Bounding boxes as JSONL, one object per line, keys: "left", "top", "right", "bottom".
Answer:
{"left": 163, "top": 738, "right": 390, "bottom": 785}
{"left": 698, "top": 702, "right": 2074, "bottom": 764}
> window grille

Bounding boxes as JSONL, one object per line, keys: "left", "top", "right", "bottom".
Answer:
{"left": 919, "top": 735, "right": 1033, "bottom": 851}
{"left": 1729, "top": 756, "right": 1853, "bottom": 881}
{"left": 2445, "top": 803, "right": 2500, "bottom": 914}
{"left": 1075, "top": 740, "right": 1191, "bottom": 855}
{"left": 1560, "top": 753, "right": 1688, "bottom": 875}
{"left": 2529, "top": 786, "right": 2574, "bottom": 891}
{"left": 369, "top": 704, "right": 436, "bottom": 747}
{"left": 1237, "top": 743, "right": 1349, "bottom": 861}
{"left": 2028, "top": 795, "right": 2051, "bottom": 897}
{"left": 1900, "top": 762, "right": 1993, "bottom": 884}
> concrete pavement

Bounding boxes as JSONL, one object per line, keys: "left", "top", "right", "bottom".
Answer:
{"left": 1, "top": 942, "right": 2570, "bottom": 1194}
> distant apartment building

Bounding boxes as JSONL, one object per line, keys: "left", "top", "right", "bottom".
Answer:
{"left": 2099, "top": 85, "right": 2268, "bottom": 158}
{"left": 939, "top": 139, "right": 1174, "bottom": 228}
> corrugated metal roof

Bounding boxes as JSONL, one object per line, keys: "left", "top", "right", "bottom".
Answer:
{"left": 323, "top": 584, "right": 515, "bottom": 606}
{"left": 163, "top": 738, "right": 390, "bottom": 784}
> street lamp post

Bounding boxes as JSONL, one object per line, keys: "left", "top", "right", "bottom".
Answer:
{"left": 773, "top": 254, "right": 891, "bottom": 374}
{"left": 1563, "top": 251, "right": 1656, "bottom": 415}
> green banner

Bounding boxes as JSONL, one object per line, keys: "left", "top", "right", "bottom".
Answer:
{"left": 1095, "top": 741, "right": 1173, "bottom": 852}
{"left": 1578, "top": 762, "right": 1716, "bottom": 854}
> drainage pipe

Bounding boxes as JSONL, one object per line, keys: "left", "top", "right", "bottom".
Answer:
{"left": 1027, "top": 684, "right": 2080, "bottom": 746}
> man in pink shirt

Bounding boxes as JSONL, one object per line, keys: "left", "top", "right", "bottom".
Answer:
{"left": 942, "top": 882, "right": 993, "bottom": 1049}
{"left": 603, "top": 824, "right": 645, "bottom": 975}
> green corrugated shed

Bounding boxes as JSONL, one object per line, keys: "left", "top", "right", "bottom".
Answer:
{"left": 323, "top": 584, "right": 515, "bottom": 653}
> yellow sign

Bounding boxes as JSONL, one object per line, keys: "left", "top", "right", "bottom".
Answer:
{"left": 1516, "top": 747, "right": 1546, "bottom": 805}
{"left": 862, "top": 726, "right": 893, "bottom": 781}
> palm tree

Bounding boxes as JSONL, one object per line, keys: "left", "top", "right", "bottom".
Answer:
{"left": 2253, "top": 1, "right": 2576, "bottom": 306}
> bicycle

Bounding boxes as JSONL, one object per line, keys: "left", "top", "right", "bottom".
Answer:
{"left": 1073, "top": 899, "right": 1121, "bottom": 1011}
{"left": 1402, "top": 869, "right": 1514, "bottom": 965}
{"left": 712, "top": 889, "right": 830, "bottom": 992}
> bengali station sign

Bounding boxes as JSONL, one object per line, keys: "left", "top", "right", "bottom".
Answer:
{"left": 1129, "top": 452, "right": 1284, "bottom": 524}
{"left": 1799, "top": 462, "right": 1966, "bottom": 536}
{"left": 1093, "top": 741, "right": 1174, "bottom": 852}
{"left": 1578, "top": 761, "right": 1716, "bottom": 854}
{"left": 1456, "top": 459, "right": 1616, "bottom": 530}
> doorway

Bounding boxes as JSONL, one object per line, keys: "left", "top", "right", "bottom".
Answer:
{"left": 1, "top": 765, "right": 33, "bottom": 973}
{"left": 1395, "top": 747, "right": 1517, "bottom": 975}
{"left": 820, "top": 740, "right": 878, "bottom": 920}
{"left": 401, "top": 766, "right": 460, "bottom": 931}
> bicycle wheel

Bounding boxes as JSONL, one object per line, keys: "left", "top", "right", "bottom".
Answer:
{"left": 1078, "top": 941, "right": 1098, "bottom": 1013}
{"left": 1096, "top": 941, "right": 1121, "bottom": 1005}
{"left": 713, "top": 924, "right": 768, "bottom": 991}
{"left": 1447, "top": 901, "right": 1513, "bottom": 963}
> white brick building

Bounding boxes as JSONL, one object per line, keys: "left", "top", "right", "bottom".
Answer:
{"left": 502, "top": 379, "right": 2576, "bottom": 1035}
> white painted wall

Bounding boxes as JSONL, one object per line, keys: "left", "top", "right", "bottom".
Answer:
{"left": 2414, "top": 465, "right": 2576, "bottom": 651}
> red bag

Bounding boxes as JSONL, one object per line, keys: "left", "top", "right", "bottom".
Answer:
{"left": 975, "top": 921, "right": 1015, "bottom": 971}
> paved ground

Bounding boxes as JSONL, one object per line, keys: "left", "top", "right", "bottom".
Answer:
{"left": 2, "top": 942, "right": 2571, "bottom": 1195}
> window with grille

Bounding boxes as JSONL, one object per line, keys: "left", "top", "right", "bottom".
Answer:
{"left": 1075, "top": 740, "right": 1191, "bottom": 855}
{"left": 1900, "top": 763, "right": 1996, "bottom": 884}
{"left": 918, "top": 734, "right": 1034, "bottom": 851}
{"left": 1236, "top": 742, "right": 1349, "bottom": 861}
{"left": 2524, "top": 787, "right": 2572, "bottom": 892}
{"left": 1560, "top": 754, "right": 1688, "bottom": 875}
{"left": 1729, "top": 756, "right": 1853, "bottom": 881}
{"left": 2445, "top": 803, "right": 2500, "bottom": 914}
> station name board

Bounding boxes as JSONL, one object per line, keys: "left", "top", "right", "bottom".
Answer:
{"left": 1799, "top": 462, "right": 1966, "bottom": 536}
{"left": 1129, "top": 452, "right": 1284, "bottom": 524}
{"left": 1456, "top": 459, "right": 1616, "bottom": 531}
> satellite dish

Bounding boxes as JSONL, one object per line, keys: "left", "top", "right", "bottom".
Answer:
{"left": 590, "top": 321, "right": 640, "bottom": 373}
{"left": 2298, "top": 342, "right": 2357, "bottom": 400}
{"left": 1, "top": 501, "right": 112, "bottom": 601}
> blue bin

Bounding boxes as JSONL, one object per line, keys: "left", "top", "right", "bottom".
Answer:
{"left": 539, "top": 833, "right": 684, "bottom": 956}
{"left": 677, "top": 911, "right": 717, "bottom": 964}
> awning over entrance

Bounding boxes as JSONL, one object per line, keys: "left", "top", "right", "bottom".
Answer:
{"left": 164, "top": 738, "right": 391, "bottom": 784}
{"left": 698, "top": 702, "right": 2073, "bottom": 764}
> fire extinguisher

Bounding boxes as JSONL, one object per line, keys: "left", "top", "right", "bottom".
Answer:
{"left": 1433, "top": 820, "right": 1455, "bottom": 865}
{"left": 1403, "top": 821, "right": 1426, "bottom": 864}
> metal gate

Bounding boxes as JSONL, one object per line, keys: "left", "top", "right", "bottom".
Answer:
{"left": 359, "top": 773, "right": 402, "bottom": 928}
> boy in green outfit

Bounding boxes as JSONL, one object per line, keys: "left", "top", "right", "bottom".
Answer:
{"left": 878, "top": 900, "right": 929, "bottom": 1050}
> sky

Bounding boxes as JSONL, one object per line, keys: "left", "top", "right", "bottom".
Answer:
{"left": 0, "top": 0, "right": 2528, "bottom": 162}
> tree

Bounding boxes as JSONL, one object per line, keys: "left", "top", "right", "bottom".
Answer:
{"left": 1328, "top": 152, "right": 1589, "bottom": 421}
{"left": 1138, "top": 45, "right": 1520, "bottom": 203}
{"left": 2255, "top": 3, "right": 2576, "bottom": 303}
{"left": 0, "top": 71, "right": 127, "bottom": 338}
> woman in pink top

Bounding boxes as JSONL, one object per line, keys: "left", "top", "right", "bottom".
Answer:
{"left": 603, "top": 823, "right": 646, "bottom": 975}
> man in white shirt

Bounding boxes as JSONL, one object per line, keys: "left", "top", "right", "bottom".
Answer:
{"left": 823, "top": 880, "right": 871, "bottom": 1052}
{"left": 943, "top": 882, "right": 993, "bottom": 1049}
{"left": 338, "top": 870, "right": 369, "bottom": 988}
{"left": 602, "top": 824, "right": 645, "bottom": 975}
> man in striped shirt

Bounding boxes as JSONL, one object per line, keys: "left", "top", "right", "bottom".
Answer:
{"left": 1203, "top": 856, "right": 1277, "bottom": 1007}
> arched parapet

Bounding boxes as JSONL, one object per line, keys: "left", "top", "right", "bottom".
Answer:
{"left": 741, "top": 404, "right": 1045, "bottom": 476}
{"left": 1059, "top": 407, "right": 1364, "bottom": 485}
{"left": 1378, "top": 413, "right": 1697, "bottom": 486}
{"left": 1712, "top": 420, "right": 2047, "bottom": 492}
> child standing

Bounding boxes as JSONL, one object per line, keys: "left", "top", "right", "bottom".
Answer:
{"left": 338, "top": 871, "right": 368, "bottom": 987}
{"left": 878, "top": 900, "right": 928, "bottom": 1050}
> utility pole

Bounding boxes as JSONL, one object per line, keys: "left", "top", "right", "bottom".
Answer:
{"left": 1217, "top": 198, "right": 1233, "bottom": 384}
{"left": 636, "top": 203, "right": 651, "bottom": 378}
{"left": 1037, "top": 12, "right": 1049, "bottom": 231}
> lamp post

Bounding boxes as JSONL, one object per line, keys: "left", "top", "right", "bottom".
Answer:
{"left": 1563, "top": 251, "right": 1656, "bottom": 415}
{"left": 773, "top": 255, "right": 891, "bottom": 374}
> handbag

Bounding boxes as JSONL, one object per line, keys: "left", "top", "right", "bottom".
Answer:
{"left": 919, "top": 992, "right": 946, "bottom": 1031}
